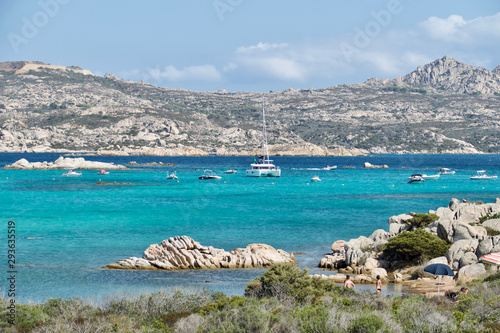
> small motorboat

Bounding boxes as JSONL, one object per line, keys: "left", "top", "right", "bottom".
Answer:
{"left": 322, "top": 165, "right": 337, "bottom": 170}
{"left": 223, "top": 169, "right": 237, "bottom": 174}
{"left": 310, "top": 175, "right": 321, "bottom": 182}
{"left": 421, "top": 173, "right": 440, "bottom": 180}
{"left": 470, "top": 170, "right": 497, "bottom": 180}
{"left": 198, "top": 170, "right": 222, "bottom": 180}
{"left": 97, "top": 169, "right": 109, "bottom": 175}
{"left": 62, "top": 169, "right": 82, "bottom": 177}
{"left": 166, "top": 171, "right": 178, "bottom": 179}
{"left": 439, "top": 168, "right": 456, "bottom": 175}
{"left": 408, "top": 174, "right": 425, "bottom": 183}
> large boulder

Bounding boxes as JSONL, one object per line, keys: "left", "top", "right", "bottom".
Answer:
{"left": 476, "top": 236, "right": 500, "bottom": 258}
{"left": 457, "top": 263, "right": 486, "bottom": 282}
{"left": 482, "top": 219, "right": 500, "bottom": 233}
{"left": 106, "top": 236, "right": 295, "bottom": 270}
{"left": 344, "top": 236, "right": 374, "bottom": 266}
{"left": 446, "top": 239, "right": 479, "bottom": 270}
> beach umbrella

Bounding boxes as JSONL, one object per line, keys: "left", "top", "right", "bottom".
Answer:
{"left": 480, "top": 252, "right": 500, "bottom": 266}
{"left": 423, "top": 263, "right": 455, "bottom": 296}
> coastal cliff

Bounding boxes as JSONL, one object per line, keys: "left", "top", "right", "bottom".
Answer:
{"left": 1, "top": 57, "right": 499, "bottom": 155}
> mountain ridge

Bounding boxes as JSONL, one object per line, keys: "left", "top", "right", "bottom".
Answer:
{"left": 0, "top": 56, "right": 499, "bottom": 155}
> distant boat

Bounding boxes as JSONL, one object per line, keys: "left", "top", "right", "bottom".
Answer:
{"left": 208, "top": 152, "right": 217, "bottom": 156}
{"left": 408, "top": 174, "right": 425, "bottom": 183}
{"left": 439, "top": 168, "right": 456, "bottom": 175}
{"left": 62, "top": 169, "right": 82, "bottom": 177}
{"left": 223, "top": 169, "right": 237, "bottom": 174}
{"left": 246, "top": 96, "right": 281, "bottom": 177}
{"left": 322, "top": 165, "right": 337, "bottom": 170}
{"left": 198, "top": 170, "right": 222, "bottom": 180}
{"left": 167, "top": 171, "right": 178, "bottom": 179}
{"left": 421, "top": 173, "right": 440, "bottom": 180}
{"left": 97, "top": 169, "right": 109, "bottom": 175}
{"left": 310, "top": 175, "right": 321, "bottom": 182}
{"left": 470, "top": 170, "right": 497, "bottom": 180}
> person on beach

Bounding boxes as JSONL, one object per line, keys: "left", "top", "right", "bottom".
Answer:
{"left": 376, "top": 275, "right": 382, "bottom": 294}
{"left": 344, "top": 275, "right": 355, "bottom": 290}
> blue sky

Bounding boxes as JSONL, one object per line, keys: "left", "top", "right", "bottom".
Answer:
{"left": 1, "top": 0, "right": 500, "bottom": 92}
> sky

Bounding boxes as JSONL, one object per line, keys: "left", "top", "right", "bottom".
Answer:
{"left": 1, "top": 0, "right": 500, "bottom": 92}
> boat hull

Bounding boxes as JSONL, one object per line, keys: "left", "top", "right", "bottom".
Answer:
{"left": 246, "top": 169, "right": 281, "bottom": 177}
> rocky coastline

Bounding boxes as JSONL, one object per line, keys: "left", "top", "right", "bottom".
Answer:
{"left": 316, "top": 198, "right": 500, "bottom": 294}
{"left": 105, "top": 236, "right": 296, "bottom": 270}
{"left": 4, "top": 157, "right": 129, "bottom": 170}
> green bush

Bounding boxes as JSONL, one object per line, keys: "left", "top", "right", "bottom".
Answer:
{"left": 383, "top": 229, "right": 451, "bottom": 262}
{"left": 292, "top": 305, "right": 330, "bottom": 333}
{"left": 406, "top": 213, "right": 439, "bottom": 229}
{"left": 349, "top": 314, "right": 384, "bottom": 333}
{"left": 245, "top": 264, "right": 345, "bottom": 303}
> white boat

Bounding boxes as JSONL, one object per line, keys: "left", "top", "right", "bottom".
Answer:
{"left": 166, "top": 171, "right": 178, "bottom": 179}
{"left": 62, "top": 169, "right": 82, "bottom": 177}
{"left": 246, "top": 96, "right": 281, "bottom": 177}
{"left": 311, "top": 176, "right": 321, "bottom": 182}
{"left": 97, "top": 169, "right": 109, "bottom": 175}
{"left": 199, "top": 170, "right": 222, "bottom": 180}
{"left": 470, "top": 170, "right": 497, "bottom": 180}
{"left": 408, "top": 174, "right": 425, "bottom": 183}
{"left": 322, "top": 165, "right": 337, "bottom": 170}
{"left": 223, "top": 169, "right": 237, "bottom": 174}
{"left": 421, "top": 173, "right": 440, "bottom": 180}
{"left": 440, "top": 168, "right": 456, "bottom": 175}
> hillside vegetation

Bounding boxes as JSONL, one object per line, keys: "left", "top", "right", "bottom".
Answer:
{"left": 0, "top": 56, "right": 499, "bottom": 155}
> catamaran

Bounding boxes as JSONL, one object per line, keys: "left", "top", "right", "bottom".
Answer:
{"left": 246, "top": 96, "right": 281, "bottom": 177}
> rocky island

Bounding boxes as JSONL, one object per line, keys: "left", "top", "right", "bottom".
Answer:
{"left": 4, "top": 156, "right": 129, "bottom": 170}
{"left": 106, "top": 235, "right": 295, "bottom": 270}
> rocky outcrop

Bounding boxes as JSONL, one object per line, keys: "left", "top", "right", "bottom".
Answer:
{"left": 319, "top": 198, "right": 500, "bottom": 284}
{"left": 4, "top": 157, "right": 128, "bottom": 170}
{"left": 363, "top": 162, "right": 388, "bottom": 168}
{"left": 106, "top": 236, "right": 295, "bottom": 270}
{"left": 391, "top": 56, "right": 500, "bottom": 95}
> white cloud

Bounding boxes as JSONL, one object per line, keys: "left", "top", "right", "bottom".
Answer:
{"left": 236, "top": 42, "right": 288, "bottom": 54}
{"left": 418, "top": 12, "right": 500, "bottom": 43}
{"left": 148, "top": 65, "right": 221, "bottom": 82}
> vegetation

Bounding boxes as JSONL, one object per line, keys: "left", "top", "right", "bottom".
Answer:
{"left": 1, "top": 266, "right": 499, "bottom": 332}
{"left": 382, "top": 86, "right": 427, "bottom": 94}
{"left": 383, "top": 229, "right": 451, "bottom": 263}
{"left": 405, "top": 213, "right": 440, "bottom": 229}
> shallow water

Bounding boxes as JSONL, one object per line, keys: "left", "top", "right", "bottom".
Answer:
{"left": 0, "top": 153, "right": 498, "bottom": 302}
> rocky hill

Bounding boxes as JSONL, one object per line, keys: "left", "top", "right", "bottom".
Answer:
{"left": 0, "top": 57, "right": 499, "bottom": 155}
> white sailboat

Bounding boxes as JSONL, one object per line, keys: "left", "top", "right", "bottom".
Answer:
{"left": 246, "top": 96, "right": 281, "bottom": 177}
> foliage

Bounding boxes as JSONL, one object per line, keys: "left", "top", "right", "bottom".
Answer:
{"left": 245, "top": 264, "right": 345, "bottom": 303}
{"left": 479, "top": 213, "right": 500, "bottom": 223}
{"left": 3, "top": 272, "right": 500, "bottom": 332}
{"left": 349, "top": 314, "right": 385, "bottom": 333}
{"left": 406, "top": 213, "right": 439, "bottom": 229}
{"left": 382, "top": 86, "right": 427, "bottom": 94}
{"left": 383, "top": 229, "right": 451, "bottom": 262}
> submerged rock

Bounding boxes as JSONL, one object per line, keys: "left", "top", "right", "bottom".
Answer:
{"left": 105, "top": 236, "right": 295, "bottom": 270}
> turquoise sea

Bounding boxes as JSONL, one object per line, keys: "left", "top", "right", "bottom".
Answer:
{"left": 1, "top": 153, "right": 499, "bottom": 302}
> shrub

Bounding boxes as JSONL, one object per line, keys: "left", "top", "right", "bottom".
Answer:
{"left": 349, "top": 314, "right": 384, "bottom": 333}
{"left": 292, "top": 305, "right": 330, "bottom": 333}
{"left": 383, "top": 229, "right": 451, "bottom": 263}
{"left": 406, "top": 213, "right": 439, "bottom": 229}
{"left": 245, "top": 264, "right": 345, "bottom": 303}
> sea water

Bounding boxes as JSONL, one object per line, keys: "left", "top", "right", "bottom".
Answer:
{"left": 0, "top": 153, "right": 499, "bottom": 302}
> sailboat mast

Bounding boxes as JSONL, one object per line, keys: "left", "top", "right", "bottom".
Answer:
{"left": 262, "top": 95, "right": 269, "bottom": 160}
